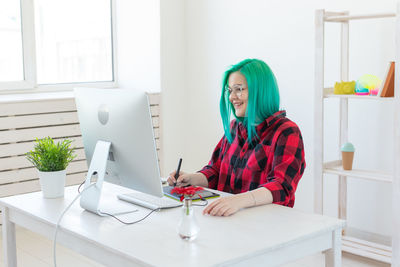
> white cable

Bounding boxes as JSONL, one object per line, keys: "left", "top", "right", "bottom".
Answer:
{"left": 53, "top": 183, "right": 95, "bottom": 267}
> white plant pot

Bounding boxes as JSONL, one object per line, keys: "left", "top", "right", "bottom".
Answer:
{"left": 38, "top": 169, "right": 66, "bottom": 198}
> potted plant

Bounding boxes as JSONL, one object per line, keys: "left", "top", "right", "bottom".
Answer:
{"left": 26, "top": 137, "right": 76, "bottom": 198}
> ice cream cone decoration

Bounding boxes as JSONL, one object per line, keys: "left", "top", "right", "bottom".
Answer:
{"left": 341, "top": 142, "right": 355, "bottom": 170}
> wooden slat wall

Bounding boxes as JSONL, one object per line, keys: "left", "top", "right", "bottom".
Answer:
{"left": 0, "top": 93, "right": 161, "bottom": 198}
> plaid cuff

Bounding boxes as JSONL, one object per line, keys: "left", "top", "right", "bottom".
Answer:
{"left": 198, "top": 168, "right": 218, "bottom": 189}
{"left": 261, "top": 181, "right": 290, "bottom": 206}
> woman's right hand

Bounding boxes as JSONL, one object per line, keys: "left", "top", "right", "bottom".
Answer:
{"left": 167, "top": 171, "right": 191, "bottom": 187}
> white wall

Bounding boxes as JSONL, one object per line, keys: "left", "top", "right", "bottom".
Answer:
{"left": 158, "top": 0, "right": 397, "bottom": 238}
{"left": 115, "top": 0, "right": 160, "bottom": 92}
{"left": 160, "top": 0, "right": 187, "bottom": 177}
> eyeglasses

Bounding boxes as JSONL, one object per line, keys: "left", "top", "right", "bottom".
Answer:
{"left": 225, "top": 85, "right": 247, "bottom": 98}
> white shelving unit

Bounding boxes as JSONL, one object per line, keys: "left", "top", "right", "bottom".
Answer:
{"left": 314, "top": 6, "right": 400, "bottom": 266}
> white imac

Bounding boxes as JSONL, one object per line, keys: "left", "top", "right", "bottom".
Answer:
{"left": 74, "top": 88, "right": 164, "bottom": 216}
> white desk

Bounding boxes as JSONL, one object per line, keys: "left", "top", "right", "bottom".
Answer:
{"left": 1, "top": 183, "right": 345, "bottom": 267}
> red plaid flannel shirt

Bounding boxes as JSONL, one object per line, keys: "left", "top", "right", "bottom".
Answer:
{"left": 199, "top": 110, "right": 305, "bottom": 207}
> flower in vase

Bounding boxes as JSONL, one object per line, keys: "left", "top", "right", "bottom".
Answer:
{"left": 171, "top": 186, "right": 204, "bottom": 201}
{"left": 172, "top": 186, "right": 203, "bottom": 241}
{"left": 171, "top": 186, "right": 204, "bottom": 216}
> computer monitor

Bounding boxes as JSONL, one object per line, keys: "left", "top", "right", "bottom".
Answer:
{"left": 74, "top": 87, "right": 163, "bottom": 216}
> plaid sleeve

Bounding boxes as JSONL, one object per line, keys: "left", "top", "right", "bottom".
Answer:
{"left": 260, "top": 127, "right": 305, "bottom": 206}
{"left": 198, "top": 136, "right": 226, "bottom": 189}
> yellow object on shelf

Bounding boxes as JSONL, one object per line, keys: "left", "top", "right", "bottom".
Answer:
{"left": 334, "top": 81, "right": 356, "bottom": 94}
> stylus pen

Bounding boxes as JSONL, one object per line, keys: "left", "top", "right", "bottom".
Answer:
{"left": 174, "top": 158, "right": 182, "bottom": 186}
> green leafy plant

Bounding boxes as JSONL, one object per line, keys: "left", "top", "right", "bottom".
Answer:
{"left": 26, "top": 137, "right": 76, "bottom": 172}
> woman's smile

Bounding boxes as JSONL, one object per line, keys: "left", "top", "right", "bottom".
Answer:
{"left": 233, "top": 101, "right": 243, "bottom": 108}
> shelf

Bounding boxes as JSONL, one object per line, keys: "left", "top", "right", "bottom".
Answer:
{"left": 323, "top": 160, "right": 393, "bottom": 183}
{"left": 342, "top": 235, "right": 392, "bottom": 264}
{"left": 323, "top": 88, "right": 394, "bottom": 100}
{"left": 325, "top": 13, "right": 395, "bottom": 22}
{"left": 315, "top": 7, "right": 399, "bottom": 264}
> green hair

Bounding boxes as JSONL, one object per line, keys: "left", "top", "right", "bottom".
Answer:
{"left": 220, "top": 59, "right": 280, "bottom": 143}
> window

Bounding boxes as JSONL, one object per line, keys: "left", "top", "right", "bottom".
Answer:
{"left": 0, "top": 0, "right": 115, "bottom": 91}
{"left": 0, "top": 0, "right": 24, "bottom": 82}
{"left": 35, "top": 0, "right": 113, "bottom": 84}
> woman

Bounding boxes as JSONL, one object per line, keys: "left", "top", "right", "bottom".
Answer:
{"left": 167, "top": 58, "right": 306, "bottom": 216}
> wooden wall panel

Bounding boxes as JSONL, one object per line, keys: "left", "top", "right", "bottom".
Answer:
{"left": 0, "top": 112, "right": 79, "bottom": 130}
{"left": 0, "top": 160, "right": 88, "bottom": 184}
{"left": 0, "top": 149, "right": 86, "bottom": 171}
{"left": 0, "top": 137, "right": 84, "bottom": 158}
{"left": 0, "top": 99, "right": 76, "bottom": 116}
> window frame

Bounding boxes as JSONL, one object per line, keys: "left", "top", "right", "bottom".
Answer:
{"left": 0, "top": 0, "right": 117, "bottom": 93}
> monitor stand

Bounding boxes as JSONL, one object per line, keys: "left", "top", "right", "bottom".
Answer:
{"left": 80, "top": 140, "right": 138, "bottom": 216}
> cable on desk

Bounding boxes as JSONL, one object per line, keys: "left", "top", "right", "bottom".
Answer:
{"left": 54, "top": 183, "right": 95, "bottom": 267}
{"left": 192, "top": 199, "right": 208, "bottom": 207}
{"left": 101, "top": 199, "right": 208, "bottom": 225}
{"left": 99, "top": 208, "right": 160, "bottom": 225}
{"left": 102, "top": 196, "right": 210, "bottom": 225}
{"left": 100, "top": 204, "right": 183, "bottom": 225}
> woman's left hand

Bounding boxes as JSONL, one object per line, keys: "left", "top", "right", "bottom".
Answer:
{"left": 203, "top": 194, "right": 248, "bottom": 217}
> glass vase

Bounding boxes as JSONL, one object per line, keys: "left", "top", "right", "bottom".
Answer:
{"left": 177, "top": 198, "right": 199, "bottom": 241}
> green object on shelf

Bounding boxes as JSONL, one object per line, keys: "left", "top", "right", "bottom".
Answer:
{"left": 334, "top": 81, "right": 356, "bottom": 94}
{"left": 341, "top": 142, "right": 355, "bottom": 152}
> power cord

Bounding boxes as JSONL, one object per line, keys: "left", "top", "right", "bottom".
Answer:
{"left": 192, "top": 199, "right": 208, "bottom": 206}
{"left": 53, "top": 183, "right": 95, "bottom": 267}
{"left": 99, "top": 200, "right": 208, "bottom": 225}
{"left": 77, "top": 179, "right": 85, "bottom": 193}
{"left": 191, "top": 195, "right": 209, "bottom": 207}
{"left": 98, "top": 208, "right": 162, "bottom": 225}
